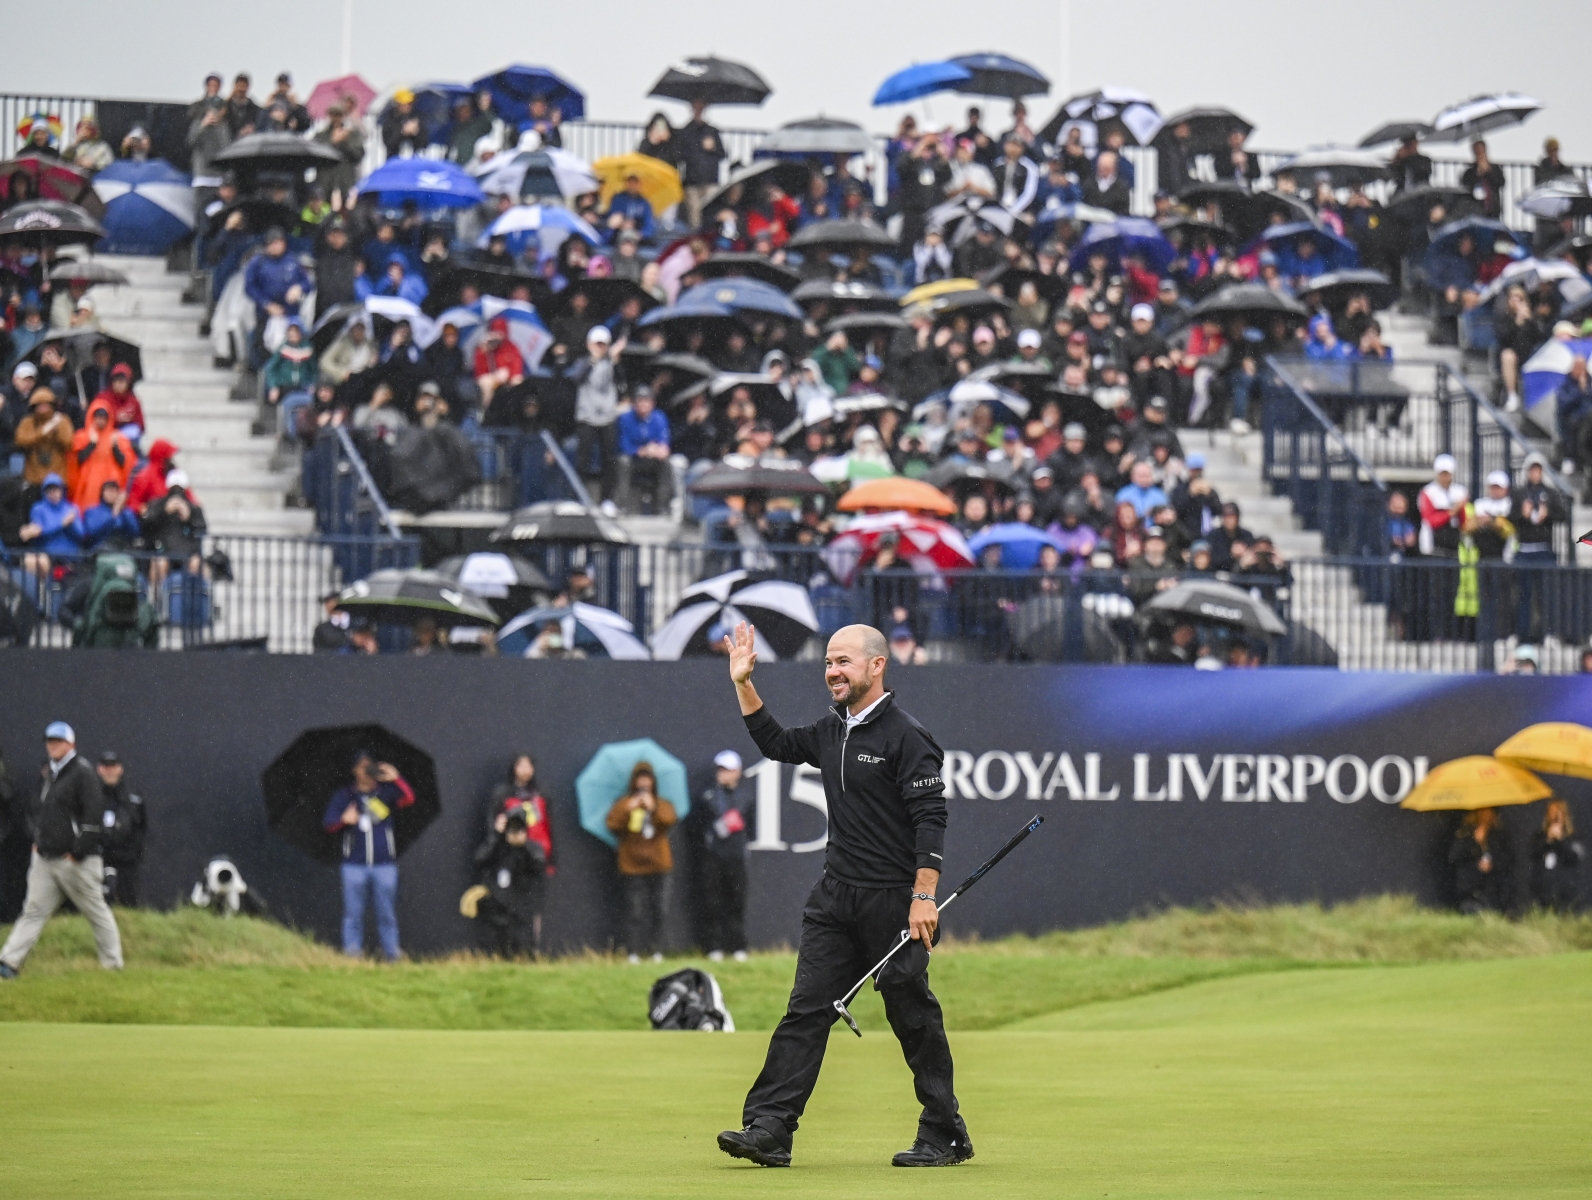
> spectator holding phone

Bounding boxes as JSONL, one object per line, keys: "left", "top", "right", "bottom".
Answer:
{"left": 605, "top": 761, "right": 676, "bottom": 964}
{"left": 323, "top": 751, "right": 415, "bottom": 960}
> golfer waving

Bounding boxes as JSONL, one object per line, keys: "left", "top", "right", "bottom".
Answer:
{"left": 717, "top": 622, "right": 970, "bottom": 1169}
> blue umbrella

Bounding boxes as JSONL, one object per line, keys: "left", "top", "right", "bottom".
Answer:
{"left": 946, "top": 53, "right": 1050, "bottom": 99}
{"left": 1068, "top": 218, "right": 1176, "bottom": 273}
{"left": 497, "top": 601, "right": 650, "bottom": 659}
{"left": 360, "top": 158, "right": 484, "bottom": 209}
{"left": 472, "top": 65, "right": 586, "bottom": 122}
{"left": 1423, "top": 215, "right": 1526, "bottom": 261}
{"left": 575, "top": 738, "right": 690, "bottom": 848}
{"left": 637, "top": 300, "right": 746, "bottom": 330}
{"left": 1253, "top": 222, "right": 1359, "bottom": 273}
{"left": 873, "top": 61, "right": 972, "bottom": 106}
{"left": 678, "top": 277, "right": 803, "bottom": 320}
{"left": 92, "top": 160, "right": 194, "bottom": 255}
{"left": 407, "top": 83, "right": 474, "bottom": 147}
{"left": 967, "top": 523, "right": 1068, "bottom": 570}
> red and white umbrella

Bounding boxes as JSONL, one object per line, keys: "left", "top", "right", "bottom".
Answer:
{"left": 822, "top": 511, "right": 975, "bottom": 585}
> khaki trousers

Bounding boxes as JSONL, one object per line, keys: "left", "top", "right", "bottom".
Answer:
{"left": 1, "top": 850, "right": 124, "bottom": 971}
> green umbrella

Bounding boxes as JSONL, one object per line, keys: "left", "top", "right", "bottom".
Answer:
{"left": 575, "top": 738, "right": 691, "bottom": 848}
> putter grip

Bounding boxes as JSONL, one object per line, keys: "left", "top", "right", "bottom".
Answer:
{"left": 943, "top": 814, "right": 1043, "bottom": 902}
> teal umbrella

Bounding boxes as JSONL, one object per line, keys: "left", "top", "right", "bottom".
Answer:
{"left": 575, "top": 738, "right": 690, "bottom": 848}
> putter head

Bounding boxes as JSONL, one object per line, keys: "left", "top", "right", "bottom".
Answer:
{"left": 832, "top": 999, "right": 862, "bottom": 1037}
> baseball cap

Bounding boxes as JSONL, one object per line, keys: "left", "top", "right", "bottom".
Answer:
{"left": 44, "top": 721, "right": 74, "bottom": 743}
{"left": 1063, "top": 422, "right": 1087, "bottom": 439}
{"left": 1130, "top": 303, "right": 1155, "bottom": 322}
{"left": 99, "top": 750, "right": 120, "bottom": 766}
{"left": 889, "top": 623, "right": 915, "bottom": 642}
{"left": 12, "top": 362, "right": 36, "bottom": 380}
{"left": 1486, "top": 469, "right": 1511, "bottom": 490}
{"left": 110, "top": 362, "right": 133, "bottom": 379}
{"left": 1187, "top": 452, "right": 1206, "bottom": 469}
{"left": 1032, "top": 465, "right": 1053, "bottom": 480}
{"left": 1016, "top": 328, "right": 1042, "bottom": 349}
{"left": 714, "top": 750, "right": 743, "bottom": 771}
{"left": 1190, "top": 539, "right": 1212, "bottom": 554}
{"left": 1433, "top": 454, "right": 1457, "bottom": 474}
{"left": 166, "top": 469, "right": 190, "bottom": 489}
{"left": 586, "top": 325, "right": 612, "bottom": 344}
{"left": 972, "top": 326, "right": 995, "bottom": 343}
{"left": 1090, "top": 299, "right": 1111, "bottom": 314}
{"left": 862, "top": 354, "right": 883, "bottom": 370}
{"left": 1147, "top": 395, "right": 1169, "bottom": 411}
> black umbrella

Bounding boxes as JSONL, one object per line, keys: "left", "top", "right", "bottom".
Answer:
{"left": 649, "top": 56, "right": 772, "bottom": 106}
{"left": 1009, "top": 595, "right": 1126, "bottom": 663}
{"left": 337, "top": 569, "right": 499, "bottom": 628}
{"left": 423, "top": 262, "right": 551, "bottom": 315}
{"left": 1143, "top": 580, "right": 1288, "bottom": 636}
{"left": 922, "top": 459, "right": 1018, "bottom": 497}
{"left": 1273, "top": 147, "right": 1391, "bottom": 189}
{"left": 1383, "top": 184, "right": 1477, "bottom": 225}
{"left": 213, "top": 131, "right": 342, "bottom": 175}
{"left": 699, "top": 159, "right": 816, "bottom": 218}
{"left": 978, "top": 263, "right": 1068, "bottom": 303}
{"left": 1359, "top": 121, "right": 1432, "bottom": 148}
{"left": 947, "top": 53, "right": 1051, "bottom": 100}
{"left": 0, "top": 200, "right": 105, "bottom": 247}
{"left": 1427, "top": 92, "right": 1540, "bottom": 143}
{"left": 261, "top": 723, "right": 441, "bottom": 865}
{"left": 761, "top": 117, "right": 873, "bottom": 156}
{"left": 825, "top": 310, "right": 911, "bottom": 337}
{"left": 435, "top": 552, "right": 555, "bottom": 621}
{"left": 652, "top": 569, "right": 820, "bottom": 659}
{"left": 786, "top": 219, "right": 896, "bottom": 251}
{"left": 1157, "top": 216, "right": 1238, "bottom": 251}
{"left": 47, "top": 259, "right": 130, "bottom": 286}
{"left": 491, "top": 501, "right": 632, "bottom": 547}
{"left": 918, "top": 288, "right": 1011, "bottom": 319}
{"left": 692, "top": 253, "right": 803, "bottom": 292}
{"left": 1297, "top": 269, "right": 1400, "bottom": 311}
{"left": 688, "top": 456, "right": 827, "bottom": 497}
{"left": 541, "top": 277, "right": 659, "bottom": 323}
{"left": 310, "top": 301, "right": 364, "bottom": 356}
{"left": 1189, "top": 284, "right": 1308, "bottom": 325}
{"left": 701, "top": 374, "right": 796, "bottom": 428}
{"left": 217, "top": 195, "right": 300, "bottom": 233}
{"left": 25, "top": 329, "right": 142, "bottom": 400}
{"left": 1155, "top": 107, "right": 1254, "bottom": 157}
{"left": 792, "top": 277, "right": 897, "bottom": 310}
{"left": 1176, "top": 183, "right": 1316, "bottom": 241}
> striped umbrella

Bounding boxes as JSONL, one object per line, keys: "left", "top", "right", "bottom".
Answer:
{"left": 651, "top": 570, "right": 819, "bottom": 660}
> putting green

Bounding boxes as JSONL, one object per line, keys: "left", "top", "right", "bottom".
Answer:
{"left": 3, "top": 954, "right": 1587, "bottom": 1198}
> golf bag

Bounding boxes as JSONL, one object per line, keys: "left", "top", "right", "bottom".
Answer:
{"left": 648, "top": 968, "right": 735, "bottom": 1032}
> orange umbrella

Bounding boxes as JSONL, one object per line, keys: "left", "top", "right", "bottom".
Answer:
{"left": 837, "top": 476, "right": 956, "bottom": 515}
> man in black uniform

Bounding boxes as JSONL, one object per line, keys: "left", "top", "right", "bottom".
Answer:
{"left": 716, "top": 623, "right": 970, "bottom": 1169}
{"left": 97, "top": 751, "right": 147, "bottom": 907}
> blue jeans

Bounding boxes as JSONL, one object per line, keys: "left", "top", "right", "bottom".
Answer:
{"left": 341, "top": 862, "right": 400, "bottom": 959}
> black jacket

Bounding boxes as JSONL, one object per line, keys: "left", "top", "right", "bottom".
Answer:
{"left": 32, "top": 752, "right": 103, "bottom": 859}
{"left": 100, "top": 777, "right": 147, "bottom": 867}
{"left": 694, "top": 783, "right": 752, "bottom": 860}
{"left": 743, "top": 691, "right": 946, "bottom": 888}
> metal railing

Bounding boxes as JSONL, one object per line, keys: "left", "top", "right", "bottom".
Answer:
{"left": 1262, "top": 357, "right": 1390, "bottom": 556}
{"left": 300, "top": 426, "right": 405, "bottom": 539}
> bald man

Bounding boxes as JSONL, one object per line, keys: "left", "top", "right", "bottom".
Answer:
{"left": 717, "top": 623, "right": 968, "bottom": 1169}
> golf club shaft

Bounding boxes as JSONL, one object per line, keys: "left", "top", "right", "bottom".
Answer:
{"left": 837, "top": 814, "right": 1044, "bottom": 1008}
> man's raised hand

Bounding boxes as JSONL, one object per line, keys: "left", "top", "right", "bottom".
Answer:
{"left": 728, "top": 621, "right": 758, "bottom": 685}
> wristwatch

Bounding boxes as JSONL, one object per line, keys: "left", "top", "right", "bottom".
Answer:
{"left": 912, "top": 892, "right": 936, "bottom": 903}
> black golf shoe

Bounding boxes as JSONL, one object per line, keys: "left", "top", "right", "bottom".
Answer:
{"left": 717, "top": 1125, "right": 792, "bottom": 1167}
{"left": 892, "top": 1123, "right": 974, "bottom": 1167}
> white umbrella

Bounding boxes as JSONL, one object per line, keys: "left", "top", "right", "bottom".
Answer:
{"left": 1428, "top": 93, "right": 1541, "bottom": 142}
{"left": 1519, "top": 177, "right": 1592, "bottom": 220}
{"left": 1476, "top": 257, "right": 1584, "bottom": 304}
{"left": 500, "top": 601, "right": 651, "bottom": 660}
{"left": 472, "top": 148, "right": 598, "bottom": 200}
{"left": 482, "top": 203, "right": 601, "bottom": 244}
{"left": 1059, "top": 87, "right": 1163, "bottom": 146}
{"left": 364, "top": 295, "right": 439, "bottom": 348}
{"left": 652, "top": 570, "right": 818, "bottom": 660}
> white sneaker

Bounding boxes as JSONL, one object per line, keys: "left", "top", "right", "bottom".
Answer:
{"left": 600, "top": 499, "right": 619, "bottom": 517}
{"left": 708, "top": 950, "right": 724, "bottom": 962}
{"left": 627, "top": 953, "right": 640, "bottom": 965}
{"left": 1563, "top": 459, "right": 1577, "bottom": 476}
{"left": 1229, "top": 418, "right": 1251, "bottom": 435}
{"left": 650, "top": 951, "right": 664, "bottom": 963}
{"left": 1505, "top": 392, "right": 1521, "bottom": 412}
{"left": 732, "top": 950, "right": 749, "bottom": 963}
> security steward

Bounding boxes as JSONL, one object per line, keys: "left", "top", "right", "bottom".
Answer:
{"left": 716, "top": 623, "right": 970, "bottom": 1169}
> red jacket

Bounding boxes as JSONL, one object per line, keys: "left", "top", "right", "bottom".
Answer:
{"left": 474, "top": 340, "right": 525, "bottom": 381}
{"left": 491, "top": 790, "right": 555, "bottom": 869}
{"left": 745, "top": 195, "right": 801, "bottom": 248}
{"left": 94, "top": 386, "right": 146, "bottom": 436}
{"left": 127, "top": 439, "right": 180, "bottom": 514}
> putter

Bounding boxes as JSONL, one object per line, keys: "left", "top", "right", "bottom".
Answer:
{"left": 832, "top": 813, "right": 1045, "bottom": 1037}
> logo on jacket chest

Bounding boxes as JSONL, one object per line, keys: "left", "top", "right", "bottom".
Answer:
{"left": 856, "top": 753, "right": 885, "bottom": 764}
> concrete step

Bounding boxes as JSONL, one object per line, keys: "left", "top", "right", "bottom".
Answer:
{"left": 202, "top": 508, "right": 317, "bottom": 537}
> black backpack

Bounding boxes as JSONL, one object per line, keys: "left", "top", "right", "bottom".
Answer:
{"left": 648, "top": 968, "right": 735, "bottom": 1032}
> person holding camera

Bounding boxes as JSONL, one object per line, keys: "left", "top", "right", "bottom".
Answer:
{"left": 323, "top": 752, "right": 415, "bottom": 960}
{"left": 96, "top": 750, "right": 146, "bottom": 907}
{"left": 605, "top": 762, "right": 677, "bottom": 964}
{"left": 483, "top": 755, "right": 556, "bottom": 950}
{"left": 471, "top": 809, "right": 547, "bottom": 959}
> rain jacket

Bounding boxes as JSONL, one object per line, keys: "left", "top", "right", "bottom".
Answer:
{"left": 28, "top": 481, "right": 82, "bottom": 556}
{"left": 14, "top": 406, "right": 75, "bottom": 486}
{"left": 263, "top": 340, "right": 318, "bottom": 396}
{"left": 127, "top": 439, "right": 178, "bottom": 514}
{"left": 323, "top": 776, "right": 416, "bottom": 866}
{"left": 93, "top": 385, "right": 146, "bottom": 440}
{"left": 31, "top": 750, "right": 103, "bottom": 860}
{"left": 79, "top": 501, "right": 140, "bottom": 551}
{"left": 73, "top": 553, "right": 160, "bottom": 648}
{"left": 244, "top": 249, "right": 313, "bottom": 315}
{"left": 69, "top": 400, "right": 136, "bottom": 512}
{"left": 605, "top": 795, "right": 677, "bottom": 876}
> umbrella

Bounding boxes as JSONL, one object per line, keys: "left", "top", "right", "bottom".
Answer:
{"left": 498, "top": 602, "right": 650, "bottom": 660}
{"left": 635, "top": 300, "right": 748, "bottom": 336}
{"left": 760, "top": 117, "right": 873, "bottom": 157}
{"left": 651, "top": 570, "right": 819, "bottom": 660}
{"left": 1384, "top": 184, "right": 1477, "bottom": 222}
{"left": 364, "top": 295, "right": 436, "bottom": 348}
{"left": 698, "top": 159, "right": 813, "bottom": 218}
{"left": 359, "top": 158, "right": 484, "bottom": 209}
{"left": 1297, "top": 269, "right": 1400, "bottom": 311}
{"left": 462, "top": 295, "right": 553, "bottom": 370}
{"left": 425, "top": 262, "right": 550, "bottom": 313}
{"left": 967, "top": 522, "right": 1069, "bottom": 570}
{"left": 922, "top": 459, "right": 1021, "bottom": 496}
{"left": 484, "top": 203, "right": 601, "bottom": 245}
{"left": 787, "top": 219, "right": 896, "bottom": 251}
{"left": 678, "top": 277, "right": 802, "bottom": 320}
{"left": 947, "top": 53, "right": 1050, "bottom": 100}
{"left": 90, "top": 159, "right": 193, "bottom": 255}
{"left": 838, "top": 477, "right": 956, "bottom": 516}
{"left": 1155, "top": 107, "right": 1253, "bottom": 157}
{"left": 435, "top": 552, "right": 554, "bottom": 621}
{"left": 0, "top": 200, "right": 105, "bottom": 247}
{"left": 1069, "top": 218, "right": 1176, "bottom": 273}
{"left": 874, "top": 62, "right": 973, "bottom": 106}
{"left": 689, "top": 457, "right": 827, "bottom": 497}
{"left": 1523, "top": 336, "right": 1592, "bottom": 427}
{"left": 900, "top": 277, "right": 981, "bottom": 308}
{"left": 306, "top": 74, "right": 377, "bottom": 120}
{"left": 1474, "top": 257, "right": 1584, "bottom": 305}
{"left": 491, "top": 501, "right": 632, "bottom": 547}
{"left": 1143, "top": 580, "right": 1288, "bottom": 636}
{"left": 336, "top": 569, "right": 498, "bottom": 628}
{"left": 215, "top": 195, "right": 298, "bottom": 233}
{"left": 1178, "top": 184, "right": 1317, "bottom": 242}
{"left": 1425, "top": 215, "right": 1525, "bottom": 261}
{"left": 927, "top": 197, "right": 1015, "bottom": 239}
{"left": 0, "top": 153, "right": 103, "bottom": 215}
{"left": 474, "top": 148, "right": 598, "bottom": 201}
{"left": 212, "top": 131, "right": 341, "bottom": 175}
{"left": 471, "top": 65, "right": 586, "bottom": 122}
{"left": 310, "top": 301, "right": 364, "bottom": 356}
{"left": 1273, "top": 146, "right": 1390, "bottom": 188}
{"left": 979, "top": 263, "right": 1069, "bottom": 302}
{"left": 1157, "top": 216, "right": 1238, "bottom": 252}
{"left": 793, "top": 278, "right": 896, "bottom": 310}
{"left": 261, "top": 724, "right": 441, "bottom": 865}
{"left": 1190, "top": 283, "right": 1309, "bottom": 325}
{"left": 401, "top": 83, "right": 475, "bottom": 147}
{"left": 47, "top": 258, "right": 129, "bottom": 286}
{"left": 1428, "top": 92, "right": 1541, "bottom": 143}
{"left": 822, "top": 512, "right": 975, "bottom": 584}
{"left": 1009, "top": 596, "right": 1125, "bottom": 664}
{"left": 593, "top": 153, "right": 683, "bottom": 216}
{"left": 649, "top": 56, "right": 771, "bottom": 107}
{"left": 1043, "top": 87, "right": 1162, "bottom": 147}
{"left": 543, "top": 277, "right": 659, "bottom": 323}
{"left": 922, "top": 378, "right": 1032, "bottom": 419}
{"left": 831, "top": 393, "right": 907, "bottom": 417}
{"left": 1519, "top": 177, "right": 1592, "bottom": 220}
{"left": 1359, "top": 121, "right": 1432, "bottom": 148}
{"left": 1494, "top": 723, "right": 1592, "bottom": 780}
{"left": 913, "top": 288, "right": 1012, "bottom": 320}
{"left": 575, "top": 739, "right": 690, "bottom": 849}
{"left": 692, "top": 253, "right": 802, "bottom": 292}
{"left": 825, "top": 311, "right": 911, "bottom": 337}
{"left": 1033, "top": 196, "right": 1120, "bottom": 239}
{"left": 1255, "top": 222, "right": 1359, "bottom": 272}
{"left": 24, "top": 328, "right": 142, "bottom": 393}
{"left": 1400, "top": 757, "right": 1551, "bottom": 811}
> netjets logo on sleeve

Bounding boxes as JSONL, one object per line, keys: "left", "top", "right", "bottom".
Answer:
{"left": 857, "top": 753, "right": 885, "bottom": 763}
{"left": 911, "top": 776, "right": 941, "bottom": 788}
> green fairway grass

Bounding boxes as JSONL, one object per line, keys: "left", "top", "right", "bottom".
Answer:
{"left": 2, "top": 954, "right": 1588, "bottom": 1198}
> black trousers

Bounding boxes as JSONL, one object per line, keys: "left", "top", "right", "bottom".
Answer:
{"left": 575, "top": 421, "right": 618, "bottom": 500}
{"left": 743, "top": 875, "right": 959, "bottom": 1148}
{"left": 699, "top": 852, "right": 747, "bottom": 953}
{"left": 623, "top": 873, "right": 669, "bottom": 956}
{"left": 104, "top": 861, "right": 141, "bottom": 907}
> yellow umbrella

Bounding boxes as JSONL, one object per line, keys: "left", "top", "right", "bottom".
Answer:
{"left": 900, "top": 278, "right": 980, "bottom": 308}
{"left": 593, "top": 153, "right": 682, "bottom": 217}
{"left": 1494, "top": 722, "right": 1592, "bottom": 780}
{"left": 1400, "top": 756, "right": 1552, "bottom": 811}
